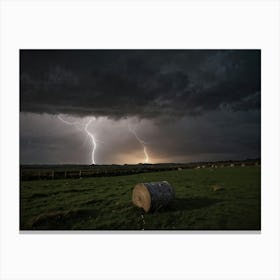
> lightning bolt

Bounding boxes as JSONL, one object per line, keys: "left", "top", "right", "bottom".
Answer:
{"left": 57, "top": 115, "right": 97, "bottom": 164}
{"left": 84, "top": 118, "right": 97, "bottom": 165}
{"left": 128, "top": 123, "right": 150, "bottom": 163}
{"left": 57, "top": 115, "right": 84, "bottom": 131}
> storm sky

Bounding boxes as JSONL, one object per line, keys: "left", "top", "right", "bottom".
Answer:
{"left": 20, "top": 50, "right": 261, "bottom": 164}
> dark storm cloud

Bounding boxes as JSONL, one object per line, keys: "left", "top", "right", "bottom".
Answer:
{"left": 20, "top": 50, "right": 261, "bottom": 164}
{"left": 20, "top": 50, "right": 260, "bottom": 119}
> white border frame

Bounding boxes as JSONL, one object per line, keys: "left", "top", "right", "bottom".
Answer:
{"left": 1, "top": 1, "right": 280, "bottom": 279}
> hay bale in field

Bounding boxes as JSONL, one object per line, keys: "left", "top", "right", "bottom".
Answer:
{"left": 132, "top": 181, "right": 175, "bottom": 213}
{"left": 211, "top": 185, "right": 225, "bottom": 192}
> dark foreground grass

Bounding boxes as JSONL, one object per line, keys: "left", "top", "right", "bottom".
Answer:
{"left": 20, "top": 166, "right": 261, "bottom": 230}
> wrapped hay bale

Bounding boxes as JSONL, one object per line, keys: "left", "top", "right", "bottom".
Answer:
{"left": 132, "top": 181, "right": 175, "bottom": 213}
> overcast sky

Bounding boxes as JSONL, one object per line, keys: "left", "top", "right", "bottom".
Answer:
{"left": 20, "top": 50, "right": 261, "bottom": 165}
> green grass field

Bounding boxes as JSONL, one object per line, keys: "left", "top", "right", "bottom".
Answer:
{"left": 20, "top": 166, "right": 261, "bottom": 230}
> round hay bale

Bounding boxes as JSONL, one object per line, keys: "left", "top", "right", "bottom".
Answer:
{"left": 132, "top": 181, "right": 175, "bottom": 213}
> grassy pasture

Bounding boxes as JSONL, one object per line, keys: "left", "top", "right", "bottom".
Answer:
{"left": 20, "top": 166, "right": 261, "bottom": 230}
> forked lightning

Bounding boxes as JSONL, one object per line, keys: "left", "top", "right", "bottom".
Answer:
{"left": 57, "top": 115, "right": 97, "bottom": 164}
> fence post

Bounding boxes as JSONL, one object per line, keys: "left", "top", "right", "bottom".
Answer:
{"left": 79, "top": 170, "right": 82, "bottom": 177}
{"left": 64, "top": 171, "right": 67, "bottom": 179}
{"left": 52, "top": 170, "right": 54, "bottom": 180}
